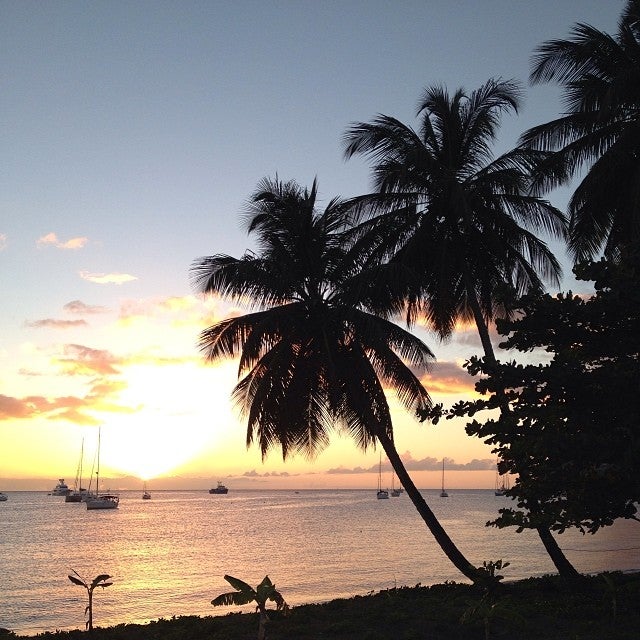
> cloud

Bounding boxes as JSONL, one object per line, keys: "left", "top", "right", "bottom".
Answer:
{"left": 327, "top": 452, "right": 494, "bottom": 475}
{"left": 240, "top": 469, "right": 298, "bottom": 478}
{"left": 419, "top": 360, "right": 477, "bottom": 395}
{"left": 63, "top": 300, "right": 109, "bottom": 315}
{"left": 80, "top": 271, "right": 137, "bottom": 285}
{"left": 55, "top": 343, "right": 123, "bottom": 376}
{"left": 25, "top": 319, "right": 88, "bottom": 329}
{"left": 0, "top": 233, "right": 7, "bottom": 250}
{"left": 37, "top": 232, "right": 88, "bottom": 249}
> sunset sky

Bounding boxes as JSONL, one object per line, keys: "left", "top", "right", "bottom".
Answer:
{"left": 1, "top": 1, "right": 619, "bottom": 491}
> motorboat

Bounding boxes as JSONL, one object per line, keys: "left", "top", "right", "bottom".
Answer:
{"left": 50, "top": 479, "right": 71, "bottom": 496}
{"left": 209, "top": 482, "right": 229, "bottom": 494}
{"left": 0, "top": 492, "right": 7, "bottom": 502}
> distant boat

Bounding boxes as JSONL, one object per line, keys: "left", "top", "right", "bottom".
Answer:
{"left": 0, "top": 492, "right": 7, "bottom": 502}
{"left": 376, "top": 454, "right": 389, "bottom": 499}
{"left": 209, "top": 482, "right": 228, "bottom": 494}
{"left": 142, "top": 482, "right": 151, "bottom": 500}
{"left": 439, "top": 459, "right": 448, "bottom": 498}
{"left": 86, "top": 427, "right": 119, "bottom": 510}
{"left": 494, "top": 465, "right": 509, "bottom": 496}
{"left": 390, "top": 470, "right": 401, "bottom": 497}
{"left": 50, "top": 479, "right": 71, "bottom": 496}
{"left": 66, "top": 438, "right": 87, "bottom": 503}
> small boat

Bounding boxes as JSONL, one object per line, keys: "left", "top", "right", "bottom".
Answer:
{"left": 376, "top": 454, "right": 389, "bottom": 499}
{"left": 390, "top": 471, "right": 401, "bottom": 497}
{"left": 494, "top": 465, "right": 509, "bottom": 496}
{"left": 209, "top": 481, "right": 228, "bottom": 494}
{"left": 142, "top": 482, "right": 151, "bottom": 499}
{"left": 86, "top": 427, "right": 119, "bottom": 510}
{"left": 0, "top": 492, "right": 7, "bottom": 502}
{"left": 439, "top": 459, "right": 448, "bottom": 498}
{"left": 50, "top": 479, "right": 71, "bottom": 496}
{"left": 66, "top": 438, "right": 87, "bottom": 503}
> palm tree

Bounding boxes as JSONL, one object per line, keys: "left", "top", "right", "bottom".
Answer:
{"left": 521, "top": 0, "right": 640, "bottom": 263}
{"left": 191, "top": 176, "right": 482, "bottom": 583}
{"left": 342, "top": 80, "right": 580, "bottom": 580}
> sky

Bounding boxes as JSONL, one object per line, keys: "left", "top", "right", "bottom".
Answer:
{"left": 1, "top": 1, "right": 622, "bottom": 491}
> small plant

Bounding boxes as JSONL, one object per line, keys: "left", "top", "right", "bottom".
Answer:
{"left": 461, "top": 591, "right": 524, "bottom": 640}
{"left": 68, "top": 569, "right": 113, "bottom": 631}
{"left": 212, "top": 574, "right": 289, "bottom": 640}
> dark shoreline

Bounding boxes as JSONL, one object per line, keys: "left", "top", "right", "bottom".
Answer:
{"left": 6, "top": 571, "right": 639, "bottom": 640}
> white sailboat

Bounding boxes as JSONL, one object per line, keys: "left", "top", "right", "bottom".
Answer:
{"left": 86, "top": 427, "right": 119, "bottom": 510}
{"left": 376, "top": 453, "right": 389, "bottom": 499}
{"left": 439, "top": 458, "right": 448, "bottom": 497}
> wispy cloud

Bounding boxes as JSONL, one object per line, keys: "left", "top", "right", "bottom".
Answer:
{"left": 37, "top": 232, "right": 88, "bottom": 250}
{"left": 63, "top": 300, "right": 109, "bottom": 315}
{"left": 0, "top": 233, "right": 7, "bottom": 251}
{"left": 80, "top": 271, "right": 137, "bottom": 285}
{"left": 25, "top": 319, "right": 88, "bottom": 329}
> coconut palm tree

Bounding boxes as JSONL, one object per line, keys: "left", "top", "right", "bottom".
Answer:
{"left": 342, "top": 79, "right": 566, "bottom": 365}
{"left": 521, "top": 0, "right": 640, "bottom": 263}
{"left": 342, "top": 80, "right": 580, "bottom": 580}
{"left": 191, "top": 176, "right": 482, "bottom": 583}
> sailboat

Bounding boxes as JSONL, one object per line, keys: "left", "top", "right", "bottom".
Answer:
{"left": 494, "top": 465, "right": 509, "bottom": 496}
{"left": 376, "top": 453, "right": 389, "bottom": 499}
{"left": 142, "top": 481, "right": 151, "bottom": 500}
{"left": 65, "top": 438, "right": 87, "bottom": 503}
{"left": 86, "top": 427, "right": 119, "bottom": 510}
{"left": 390, "top": 470, "right": 401, "bottom": 497}
{"left": 439, "top": 458, "right": 448, "bottom": 497}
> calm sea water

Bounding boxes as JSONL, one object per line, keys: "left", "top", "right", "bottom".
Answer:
{"left": 1, "top": 489, "right": 638, "bottom": 635}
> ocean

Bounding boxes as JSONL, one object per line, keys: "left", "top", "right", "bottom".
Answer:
{"left": 1, "top": 489, "right": 638, "bottom": 635}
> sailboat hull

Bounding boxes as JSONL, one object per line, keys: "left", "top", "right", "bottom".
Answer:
{"left": 86, "top": 495, "right": 119, "bottom": 510}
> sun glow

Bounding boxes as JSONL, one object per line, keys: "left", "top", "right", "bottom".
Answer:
{"left": 100, "top": 417, "right": 217, "bottom": 480}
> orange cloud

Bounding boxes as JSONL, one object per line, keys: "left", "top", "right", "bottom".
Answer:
{"left": 55, "top": 344, "right": 123, "bottom": 376}
{"left": 80, "top": 271, "right": 137, "bottom": 285}
{"left": 419, "top": 361, "right": 477, "bottom": 395}
{"left": 37, "top": 232, "right": 88, "bottom": 249}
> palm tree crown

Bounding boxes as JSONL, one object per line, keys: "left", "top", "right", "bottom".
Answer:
{"left": 191, "top": 176, "right": 433, "bottom": 460}
{"left": 343, "top": 79, "right": 566, "bottom": 360}
{"left": 521, "top": 0, "right": 640, "bottom": 262}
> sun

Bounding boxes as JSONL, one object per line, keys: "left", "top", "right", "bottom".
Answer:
{"left": 99, "top": 417, "right": 217, "bottom": 480}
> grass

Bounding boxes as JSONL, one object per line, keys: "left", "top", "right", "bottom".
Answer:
{"left": 4, "top": 572, "right": 639, "bottom": 640}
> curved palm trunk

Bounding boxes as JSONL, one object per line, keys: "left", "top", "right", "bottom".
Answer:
{"left": 465, "top": 279, "right": 580, "bottom": 580}
{"left": 376, "top": 429, "right": 481, "bottom": 583}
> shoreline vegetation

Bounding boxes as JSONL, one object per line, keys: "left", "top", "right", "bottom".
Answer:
{"left": 6, "top": 571, "right": 639, "bottom": 640}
